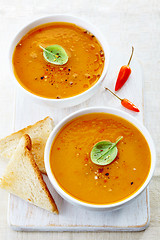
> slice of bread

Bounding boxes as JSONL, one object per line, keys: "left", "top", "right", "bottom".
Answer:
{"left": 0, "top": 134, "right": 58, "bottom": 213}
{"left": 0, "top": 117, "right": 54, "bottom": 174}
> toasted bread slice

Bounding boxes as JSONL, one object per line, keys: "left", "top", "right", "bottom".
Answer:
{"left": 0, "top": 134, "right": 58, "bottom": 213}
{"left": 0, "top": 117, "right": 54, "bottom": 174}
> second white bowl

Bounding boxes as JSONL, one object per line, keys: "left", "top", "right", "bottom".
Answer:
{"left": 45, "top": 107, "right": 156, "bottom": 211}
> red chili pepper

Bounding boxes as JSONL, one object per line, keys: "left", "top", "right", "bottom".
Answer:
{"left": 105, "top": 88, "right": 140, "bottom": 112}
{"left": 115, "top": 47, "right": 134, "bottom": 91}
{"left": 121, "top": 99, "right": 139, "bottom": 112}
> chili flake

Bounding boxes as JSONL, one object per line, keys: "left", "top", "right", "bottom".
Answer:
{"left": 100, "top": 50, "right": 104, "bottom": 57}
{"left": 98, "top": 168, "right": 104, "bottom": 173}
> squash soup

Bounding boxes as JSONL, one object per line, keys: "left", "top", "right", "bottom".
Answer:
{"left": 12, "top": 22, "right": 105, "bottom": 99}
{"left": 50, "top": 113, "right": 151, "bottom": 205}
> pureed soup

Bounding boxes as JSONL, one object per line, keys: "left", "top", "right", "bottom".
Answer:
{"left": 12, "top": 22, "right": 105, "bottom": 99}
{"left": 50, "top": 113, "right": 151, "bottom": 205}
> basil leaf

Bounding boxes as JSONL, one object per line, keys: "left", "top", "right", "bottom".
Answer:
{"left": 90, "top": 136, "right": 123, "bottom": 166}
{"left": 40, "top": 45, "right": 68, "bottom": 65}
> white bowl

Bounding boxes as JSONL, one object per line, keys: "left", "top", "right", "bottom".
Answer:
{"left": 45, "top": 107, "right": 156, "bottom": 211}
{"left": 9, "top": 15, "right": 110, "bottom": 108}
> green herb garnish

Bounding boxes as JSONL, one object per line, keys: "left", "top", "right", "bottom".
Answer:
{"left": 90, "top": 136, "right": 123, "bottom": 166}
{"left": 40, "top": 45, "right": 68, "bottom": 65}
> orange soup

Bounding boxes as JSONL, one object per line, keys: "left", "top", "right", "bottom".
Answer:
{"left": 12, "top": 22, "right": 105, "bottom": 99}
{"left": 50, "top": 113, "right": 151, "bottom": 205}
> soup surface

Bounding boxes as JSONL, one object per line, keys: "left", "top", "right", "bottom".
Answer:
{"left": 50, "top": 113, "right": 151, "bottom": 205}
{"left": 13, "top": 22, "right": 105, "bottom": 99}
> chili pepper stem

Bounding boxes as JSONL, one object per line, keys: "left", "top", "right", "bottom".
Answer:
{"left": 105, "top": 88, "right": 122, "bottom": 101}
{"left": 127, "top": 46, "right": 134, "bottom": 66}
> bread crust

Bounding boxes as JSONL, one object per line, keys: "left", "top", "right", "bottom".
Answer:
{"left": 0, "top": 117, "right": 53, "bottom": 139}
{"left": 23, "top": 135, "right": 58, "bottom": 214}
{"left": 0, "top": 116, "right": 54, "bottom": 174}
{"left": 0, "top": 134, "right": 58, "bottom": 214}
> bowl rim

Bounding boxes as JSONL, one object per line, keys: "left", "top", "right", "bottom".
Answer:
{"left": 44, "top": 106, "right": 156, "bottom": 209}
{"left": 9, "top": 14, "right": 110, "bottom": 104}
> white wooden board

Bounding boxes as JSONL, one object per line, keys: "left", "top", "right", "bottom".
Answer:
{"left": 8, "top": 48, "right": 150, "bottom": 231}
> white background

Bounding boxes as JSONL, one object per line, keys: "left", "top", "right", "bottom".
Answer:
{"left": 0, "top": 0, "right": 159, "bottom": 239}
